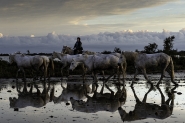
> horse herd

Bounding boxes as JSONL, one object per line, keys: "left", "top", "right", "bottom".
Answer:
{"left": 8, "top": 46, "right": 179, "bottom": 87}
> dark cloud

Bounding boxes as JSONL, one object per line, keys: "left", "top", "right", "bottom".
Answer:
{"left": 0, "top": 0, "right": 180, "bottom": 36}
{"left": 0, "top": 0, "right": 177, "bottom": 21}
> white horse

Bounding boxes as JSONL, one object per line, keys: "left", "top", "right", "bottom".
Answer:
{"left": 62, "top": 45, "right": 96, "bottom": 55}
{"left": 69, "top": 53, "right": 127, "bottom": 83}
{"left": 120, "top": 51, "right": 178, "bottom": 86}
{"left": 9, "top": 53, "right": 52, "bottom": 81}
{"left": 52, "top": 51, "right": 86, "bottom": 78}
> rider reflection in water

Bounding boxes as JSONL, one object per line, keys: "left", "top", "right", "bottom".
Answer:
{"left": 73, "top": 37, "right": 83, "bottom": 55}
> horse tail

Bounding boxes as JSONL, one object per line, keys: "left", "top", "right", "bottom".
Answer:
{"left": 49, "top": 58, "right": 55, "bottom": 76}
{"left": 169, "top": 56, "right": 175, "bottom": 82}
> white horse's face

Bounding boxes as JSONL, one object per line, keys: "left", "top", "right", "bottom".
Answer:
{"left": 118, "top": 54, "right": 125, "bottom": 65}
{"left": 69, "top": 61, "right": 79, "bottom": 71}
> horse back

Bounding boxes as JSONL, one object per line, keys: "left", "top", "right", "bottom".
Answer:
{"left": 136, "top": 53, "right": 171, "bottom": 66}
{"left": 93, "top": 54, "right": 119, "bottom": 69}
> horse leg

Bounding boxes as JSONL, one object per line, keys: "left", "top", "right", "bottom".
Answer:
{"left": 33, "top": 66, "right": 40, "bottom": 81}
{"left": 117, "top": 66, "right": 121, "bottom": 83}
{"left": 156, "top": 86, "right": 165, "bottom": 105}
{"left": 102, "top": 70, "right": 105, "bottom": 80}
{"left": 166, "top": 66, "right": 178, "bottom": 86}
{"left": 60, "top": 63, "right": 66, "bottom": 79}
{"left": 105, "top": 84, "right": 114, "bottom": 99}
{"left": 29, "top": 83, "right": 33, "bottom": 94}
{"left": 60, "top": 68, "right": 64, "bottom": 79}
{"left": 82, "top": 65, "right": 87, "bottom": 83}
{"left": 142, "top": 83, "right": 154, "bottom": 103}
{"left": 120, "top": 63, "right": 126, "bottom": 83}
{"left": 131, "top": 69, "right": 139, "bottom": 87}
{"left": 21, "top": 68, "right": 26, "bottom": 81}
{"left": 131, "top": 87, "right": 141, "bottom": 103}
{"left": 119, "top": 64, "right": 126, "bottom": 84}
{"left": 100, "top": 81, "right": 105, "bottom": 94}
{"left": 16, "top": 69, "right": 20, "bottom": 81}
{"left": 157, "top": 63, "right": 168, "bottom": 87}
{"left": 142, "top": 68, "right": 151, "bottom": 83}
{"left": 93, "top": 71, "right": 98, "bottom": 83}
{"left": 44, "top": 63, "right": 49, "bottom": 81}
{"left": 34, "top": 84, "right": 41, "bottom": 95}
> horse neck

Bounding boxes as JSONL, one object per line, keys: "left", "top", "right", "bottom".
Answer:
{"left": 64, "top": 48, "right": 74, "bottom": 55}
{"left": 81, "top": 55, "right": 94, "bottom": 70}
{"left": 59, "top": 54, "right": 68, "bottom": 62}
{"left": 66, "top": 55, "right": 76, "bottom": 62}
{"left": 52, "top": 53, "right": 60, "bottom": 59}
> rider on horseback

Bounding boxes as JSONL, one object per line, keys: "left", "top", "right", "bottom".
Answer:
{"left": 73, "top": 37, "right": 83, "bottom": 54}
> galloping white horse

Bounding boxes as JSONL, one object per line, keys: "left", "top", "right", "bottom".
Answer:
{"left": 52, "top": 51, "right": 86, "bottom": 78}
{"left": 9, "top": 53, "right": 52, "bottom": 81}
{"left": 120, "top": 51, "right": 178, "bottom": 86}
{"left": 62, "top": 45, "right": 96, "bottom": 55}
{"left": 69, "top": 53, "right": 127, "bottom": 83}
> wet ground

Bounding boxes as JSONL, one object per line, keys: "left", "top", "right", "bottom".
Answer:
{"left": 0, "top": 73, "right": 185, "bottom": 123}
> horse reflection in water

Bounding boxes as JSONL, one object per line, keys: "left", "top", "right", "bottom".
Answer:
{"left": 53, "top": 82, "right": 95, "bottom": 104}
{"left": 9, "top": 81, "right": 54, "bottom": 109}
{"left": 118, "top": 84, "right": 176, "bottom": 122}
{"left": 70, "top": 82, "right": 127, "bottom": 113}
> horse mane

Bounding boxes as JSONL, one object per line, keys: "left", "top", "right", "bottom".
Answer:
{"left": 122, "top": 51, "right": 138, "bottom": 61}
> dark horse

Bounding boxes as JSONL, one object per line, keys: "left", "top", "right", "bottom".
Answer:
{"left": 62, "top": 45, "right": 95, "bottom": 55}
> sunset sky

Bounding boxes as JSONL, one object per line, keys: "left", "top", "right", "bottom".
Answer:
{"left": 0, "top": 0, "right": 185, "bottom": 53}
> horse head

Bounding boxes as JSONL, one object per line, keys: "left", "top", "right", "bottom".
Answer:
{"left": 62, "top": 46, "right": 73, "bottom": 54}
{"left": 118, "top": 53, "right": 126, "bottom": 66}
{"left": 69, "top": 60, "right": 79, "bottom": 71}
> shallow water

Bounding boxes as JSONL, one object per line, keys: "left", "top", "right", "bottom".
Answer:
{"left": 0, "top": 74, "right": 185, "bottom": 123}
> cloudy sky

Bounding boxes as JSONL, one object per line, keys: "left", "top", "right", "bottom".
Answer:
{"left": 0, "top": 0, "right": 185, "bottom": 53}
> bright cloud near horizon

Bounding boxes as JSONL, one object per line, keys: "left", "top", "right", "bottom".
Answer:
{"left": 0, "top": 0, "right": 185, "bottom": 53}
